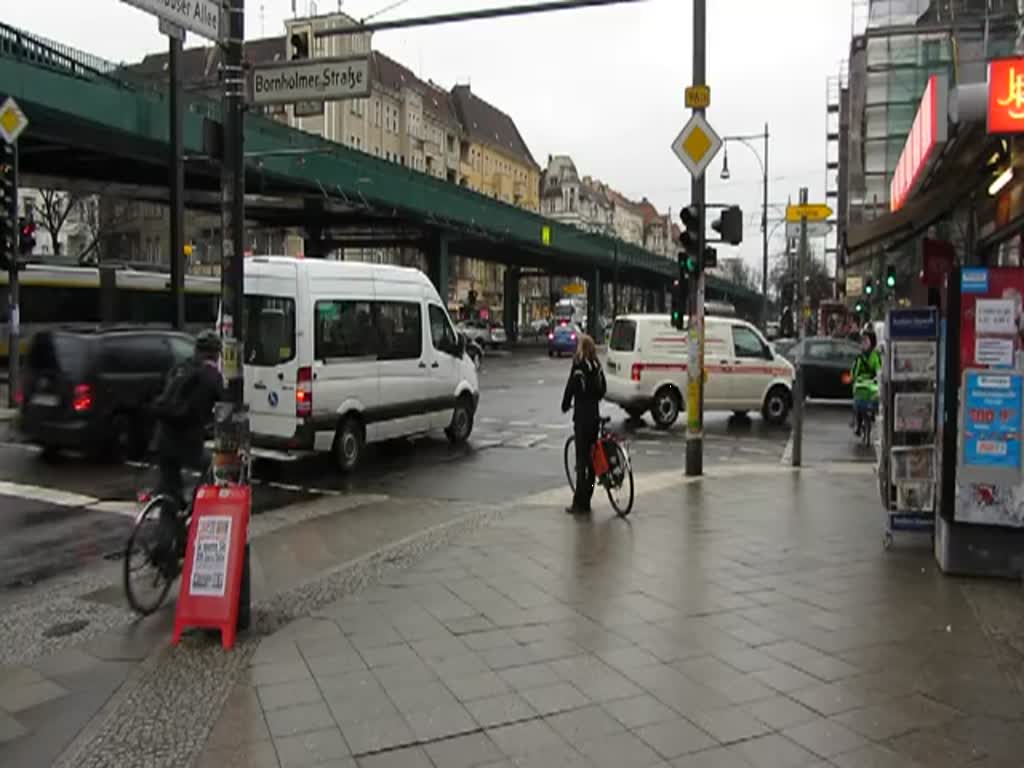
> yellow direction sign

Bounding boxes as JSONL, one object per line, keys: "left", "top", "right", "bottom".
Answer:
{"left": 685, "top": 85, "right": 710, "bottom": 109}
{"left": 671, "top": 113, "right": 722, "bottom": 179}
{"left": 786, "top": 203, "right": 832, "bottom": 222}
{"left": 0, "top": 97, "right": 28, "bottom": 145}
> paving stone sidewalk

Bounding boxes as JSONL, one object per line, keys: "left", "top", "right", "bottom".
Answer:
{"left": 196, "top": 466, "right": 1024, "bottom": 768}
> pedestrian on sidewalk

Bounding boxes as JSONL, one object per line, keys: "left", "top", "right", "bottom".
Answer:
{"left": 561, "top": 333, "right": 606, "bottom": 515}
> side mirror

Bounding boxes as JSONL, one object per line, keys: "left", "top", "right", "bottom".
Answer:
{"left": 458, "top": 333, "right": 467, "bottom": 356}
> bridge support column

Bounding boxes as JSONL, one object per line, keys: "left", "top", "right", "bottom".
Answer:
{"left": 303, "top": 227, "right": 327, "bottom": 259}
{"left": 655, "top": 285, "right": 666, "bottom": 313}
{"left": 588, "top": 269, "right": 602, "bottom": 339}
{"left": 426, "top": 232, "right": 451, "bottom": 304}
{"left": 503, "top": 266, "right": 520, "bottom": 342}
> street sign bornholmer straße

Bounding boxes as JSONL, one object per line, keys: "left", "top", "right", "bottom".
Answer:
{"left": 249, "top": 56, "right": 372, "bottom": 106}
{"left": 121, "top": 0, "right": 223, "bottom": 42}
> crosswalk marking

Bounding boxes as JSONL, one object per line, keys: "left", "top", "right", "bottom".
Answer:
{"left": 0, "top": 480, "right": 138, "bottom": 516}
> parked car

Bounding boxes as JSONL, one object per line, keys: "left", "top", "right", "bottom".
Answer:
{"left": 528, "top": 318, "right": 551, "bottom": 337}
{"left": 785, "top": 337, "right": 861, "bottom": 399}
{"left": 548, "top": 323, "right": 580, "bottom": 357}
{"left": 244, "top": 257, "right": 479, "bottom": 472}
{"left": 604, "top": 314, "right": 795, "bottom": 427}
{"left": 19, "top": 327, "right": 196, "bottom": 460}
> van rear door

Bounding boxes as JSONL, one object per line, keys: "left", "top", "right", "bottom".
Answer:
{"left": 244, "top": 263, "right": 301, "bottom": 440}
{"left": 606, "top": 318, "right": 638, "bottom": 379}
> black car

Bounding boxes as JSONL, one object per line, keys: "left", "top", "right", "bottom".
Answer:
{"left": 19, "top": 328, "right": 196, "bottom": 459}
{"left": 782, "top": 337, "right": 861, "bottom": 400}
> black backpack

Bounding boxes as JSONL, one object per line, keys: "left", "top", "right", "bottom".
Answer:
{"left": 153, "top": 360, "right": 200, "bottom": 425}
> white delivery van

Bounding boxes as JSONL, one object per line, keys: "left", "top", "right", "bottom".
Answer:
{"left": 605, "top": 314, "right": 794, "bottom": 428}
{"left": 242, "top": 257, "right": 479, "bottom": 471}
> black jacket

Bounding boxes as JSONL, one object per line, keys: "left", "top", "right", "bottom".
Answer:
{"left": 155, "top": 359, "right": 225, "bottom": 464}
{"left": 561, "top": 358, "right": 606, "bottom": 429}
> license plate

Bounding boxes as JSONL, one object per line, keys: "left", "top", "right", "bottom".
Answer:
{"left": 31, "top": 394, "right": 59, "bottom": 407}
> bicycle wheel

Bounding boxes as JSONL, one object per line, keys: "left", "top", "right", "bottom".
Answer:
{"left": 564, "top": 435, "right": 576, "bottom": 494}
{"left": 604, "top": 442, "right": 634, "bottom": 517}
{"left": 123, "top": 495, "right": 177, "bottom": 616}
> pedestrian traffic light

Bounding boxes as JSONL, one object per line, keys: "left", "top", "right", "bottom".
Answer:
{"left": 679, "top": 205, "right": 700, "bottom": 275}
{"left": 855, "top": 300, "right": 864, "bottom": 314}
{"left": 290, "top": 25, "right": 311, "bottom": 60}
{"left": 711, "top": 205, "right": 743, "bottom": 246}
{"left": 864, "top": 278, "right": 874, "bottom": 296}
{"left": 670, "top": 278, "right": 686, "bottom": 330}
{"left": 18, "top": 218, "right": 35, "bottom": 257}
{"left": 885, "top": 265, "right": 896, "bottom": 289}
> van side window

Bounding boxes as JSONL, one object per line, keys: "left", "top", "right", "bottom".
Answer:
{"left": 376, "top": 302, "right": 422, "bottom": 361}
{"left": 315, "top": 300, "right": 375, "bottom": 359}
{"left": 733, "top": 326, "right": 768, "bottom": 359}
{"left": 428, "top": 304, "right": 457, "bottom": 353}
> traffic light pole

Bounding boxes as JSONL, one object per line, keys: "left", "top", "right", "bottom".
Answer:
{"left": 221, "top": 0, "right": 246, "bottom": 405}
{"left": 685, "top": 0, "right": 706, "bottom": 478}
{"left": 791, "top": 187, "right": 808, "bottom": 468}
{"left": 5, "top": 143, "right": 17, "bottom": 409}
{"left": 169, "top": 32, "right": 186, "bottom": 331}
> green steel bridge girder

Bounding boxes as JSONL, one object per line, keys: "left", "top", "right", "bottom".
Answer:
{"left": 0, "top": 49, "right": 759, "bottom": 303}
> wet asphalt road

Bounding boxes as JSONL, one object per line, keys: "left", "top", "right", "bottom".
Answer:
{"left": 0, "top": 348, "right": 792, "bottom": 590}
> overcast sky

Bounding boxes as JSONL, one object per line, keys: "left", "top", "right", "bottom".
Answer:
{"left": 6, "top": 0, "right": 852, "bottom": 275}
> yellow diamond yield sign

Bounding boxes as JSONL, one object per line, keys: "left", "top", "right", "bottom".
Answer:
{"left": 671, "top": 113, "right": 721, "bottom": 178}
{"left": 0, "top": 97, "right": 28, "bottom": 145}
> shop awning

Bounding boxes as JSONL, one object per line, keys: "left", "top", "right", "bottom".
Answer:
{"left": 846, "top": 124, "right": 993, "bottom": 262}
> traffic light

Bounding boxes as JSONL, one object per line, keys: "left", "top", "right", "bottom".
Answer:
{"left": 855, "top": 300, "right": 865, "bottom": 314}
{"left": 18, "top": 217, "right": 35, "bottom": 257}
{"left": 885, "top": 265, "right": 896, "bottom": 290}
{"left": 679, "top": 205, "right": 700, "bottom": 276}
{"left": 670, "top": 278, "right": 686, "bottom": 330}
{"left": 864, "top": 278, "right": 874, "bottom": 296}
{"left": 0, "top": 147, "right": 12, "bottom": 271}
{"left": 290, "top": 25, "right": 311, "bottom": 60}
{"left": 702, "top": 246, "right": 717, "bottom": 270}
{"left": 711, "top": 205, "right": 743, "bottom": 246}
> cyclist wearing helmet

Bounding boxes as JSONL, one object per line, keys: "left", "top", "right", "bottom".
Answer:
{"left": 851, "top": 328, "right": 881, "bottom": 436}
{"left": 153, "top": 329, "right": 225, "bottom": 510}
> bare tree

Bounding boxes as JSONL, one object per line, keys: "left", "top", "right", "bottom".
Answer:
{"left": 35, "top": 189, "right": 84, "bottom": 257}
{"left": 723, "top": 258, "right": 758, "bottom": 292}
{"left": 77, "top": 195, "right": 137, "bottom": 266}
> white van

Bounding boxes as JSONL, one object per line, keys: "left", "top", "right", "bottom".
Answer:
{"left": 605, "top": 314, "right": 794, "bottom": 428}
{"left": 243, "top": 257, "right": 479, "bottom": 471}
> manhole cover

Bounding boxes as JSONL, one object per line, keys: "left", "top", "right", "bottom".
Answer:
{"left": 42, "top": 619, "right": 90, "bottom": 639}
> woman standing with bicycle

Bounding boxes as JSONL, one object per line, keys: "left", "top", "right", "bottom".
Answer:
{"left": 561, "top": 333, "right": 606, "bottom": 515}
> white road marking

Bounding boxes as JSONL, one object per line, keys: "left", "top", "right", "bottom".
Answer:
{"left": 508, "top": 420, "right": 534, "bottom": 427}
{"left": 0, "top": 481, "right": 98, "bottom": 508}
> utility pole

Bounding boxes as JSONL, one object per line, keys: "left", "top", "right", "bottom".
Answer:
{"left": 168, "top": 27, "right": 186, "bottom": 330}
{"left": 4, "top": 143, "right": 17, "bottom": 408}
{"left": 685, "top": 0, "right": 707, "bottom": 477}
{"left": 221, "top": 0, "right": 246, "bottom": 406}
{"left": 791, "top": 187, "right": 809, "bottom": 467}
{"left": 761, "top": 122, "right": 769, "bottom": 331}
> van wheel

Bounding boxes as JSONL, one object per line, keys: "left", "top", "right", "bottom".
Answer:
{"left": 333, "top": 417, "right": 364, "bottom": 473}
{"left": 446, "top": 396, "right": 474, "bottom": 445}
{"left": 762, "top": 386, "right": 792, "bottom": 426}
{"left": 651, "top": 387, "right": 681, "bottom": 430}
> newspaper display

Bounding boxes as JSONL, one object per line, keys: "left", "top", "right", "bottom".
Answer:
{"left": 896, "top": 481, "right": 934, "bottom": 513}
{"left": 890, "top": 445, "right": 936, "bottom": 483}
{"left": 890, "top": 340, "right": 937, "bottom": 382}
{"left": 893, "top": 393, "right": 935, "bottom": 433}
{"left": 189, "top": 515, "right": 232, "bottom": 597}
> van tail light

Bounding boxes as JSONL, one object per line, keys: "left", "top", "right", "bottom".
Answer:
{"left": 14, "top": 388, "right": 23, "bottom": 406}
{"left": 296, "top": 366, "right": 313, "bottom": 418}
{"left": 631, "top": 363, "right": 644, "bottom": 382}
{"left": 72, "top": 383, "right": 94, "bottom": 413}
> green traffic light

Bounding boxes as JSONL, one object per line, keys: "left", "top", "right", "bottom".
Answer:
{"left": 886, "top": 275, "right": 896, "bottom": 288}
{"left": 865, "top": 284, "right": 873, "bottom": 295}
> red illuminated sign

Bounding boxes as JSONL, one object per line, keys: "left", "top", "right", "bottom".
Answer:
{"left": 988, "top": 58, "right": 1024, "bottom": 134}
{"left": 890, "top": 75, "right": 947, "bottom": 212}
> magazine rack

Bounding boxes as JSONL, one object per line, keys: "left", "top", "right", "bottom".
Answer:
{"left": 881, "top": 308, "right": 939, "bottom": 549}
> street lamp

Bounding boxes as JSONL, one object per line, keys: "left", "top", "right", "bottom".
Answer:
{"left": 720, "top": 123, "right": 769, "bottom": 331}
